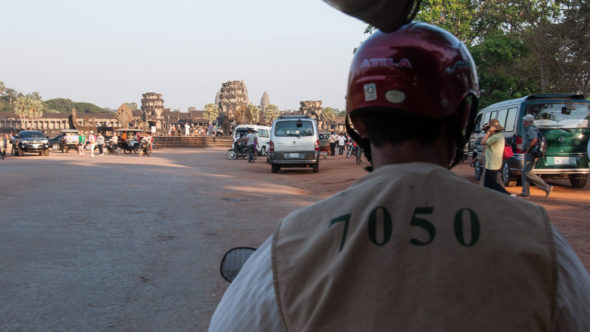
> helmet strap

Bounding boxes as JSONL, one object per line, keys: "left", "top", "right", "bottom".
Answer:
{"left": 346, "top": 116, "right": 373, "bottom": 172}
{"left": 448, "top": 95, "right": 478, "bottom": 169}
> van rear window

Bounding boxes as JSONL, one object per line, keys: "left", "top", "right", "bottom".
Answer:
{"left": 274, "top": 121, "right": 314, "bottom": 137}
{"left": 527, "top": 103, "right": 590, "bottom": 128}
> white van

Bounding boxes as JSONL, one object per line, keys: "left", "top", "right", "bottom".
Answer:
{"left": 268, "top": 115, "right": 320, "bottom": 173}
{"left": 232, "top": 124, "right": 271, "bottom": 155}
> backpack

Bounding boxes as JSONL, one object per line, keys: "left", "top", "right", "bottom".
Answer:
{"left": 531, "top": 126, "right": 547, "bottom": 158}
{"left": 503, "top": 145, "right": 513, "bottom": 159}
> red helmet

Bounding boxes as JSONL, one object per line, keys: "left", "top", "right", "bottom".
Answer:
{"left": 347, "top": 22, "right": 479, "bottom": 122}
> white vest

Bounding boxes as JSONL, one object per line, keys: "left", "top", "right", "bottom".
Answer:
{"left": 273, "top": 163, "right": 556, "bottom": 331}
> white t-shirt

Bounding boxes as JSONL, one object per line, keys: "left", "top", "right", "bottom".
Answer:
{"left": 246, "top": 133, "right": 257, "bottom": 146}
{"left": 337, "top": 135, "right": 346, "bottom": 146}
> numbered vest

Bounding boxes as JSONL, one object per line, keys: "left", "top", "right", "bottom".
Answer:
{"left": 273, "top": 163, "right": 556, "bottom": 331}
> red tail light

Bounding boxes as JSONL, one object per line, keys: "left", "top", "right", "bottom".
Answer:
{"left": 315, "top": 139, "right": 320, "bottom": 151}
{"left": 515, "top": 135, "right": 523, "bottom": 153}
{"left": 269, "top": 141, "right": 274, "bottom": 152}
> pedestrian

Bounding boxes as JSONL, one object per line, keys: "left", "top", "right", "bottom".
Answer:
{"left": 481, "top": 119, "right": 510, "bottom": 194}
{"left": 519, "top": 114, "right": 553, "bottom": 198}
{"left": 329, "top": 131, "right": 337, "bottom": 156}
{"left": 77, "top": 132, "right": 86, "bottom": 156}
{"left": 170, "top": 125, "right": 176, "bottom": 136}
{"left": 96, "top": 132, "right": 105, "bottom": 156}
{"left": 210, "top": 22, "right": 590, "bottom": 331}
{"left": 337, "top": 133, "right": 346, "bottom": 155}
{"left": 1, "top": 133, "right": 12, "bottom": 159}
{"left": 246, "top": 128, "right": 258, "bottom": 163}
{"left": 185, "top": 123, "right": 190, "bottom": 136}
{"left": 151, "top": 125, "right": 157, "bottom": 135}
{"left": 88, "top": 131, "right": 96, "bottom": 157}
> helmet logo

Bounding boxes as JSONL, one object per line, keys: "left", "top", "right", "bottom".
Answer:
{"left": 385, "top": 90, "right": 405, "bottom": 104}
{"left": 360, "top": 58, "right": 412, "bottom": 69}
{"left": 364, "top": 83, "right": 377, "bottom": 102}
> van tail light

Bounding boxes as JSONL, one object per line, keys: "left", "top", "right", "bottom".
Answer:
{"left": 269, "top": 141, "right": 274, "bottom": 152}
{"left": 515, "top": 135, "right": 523, "bottom": 153}
{"left": 315, "top": 139, "right": 320, "bottom": 151}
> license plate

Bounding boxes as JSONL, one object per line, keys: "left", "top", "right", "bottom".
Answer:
{"left": 289, "top": 153, "right": 299, "bottom": 158}
{"left": 32, "top": 144, "right": 40, "bottom": 148}
{"left": 550, "top": 157, "right": 575, "bottom": 165}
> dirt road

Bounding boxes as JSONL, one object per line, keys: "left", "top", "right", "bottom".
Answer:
{"left": 1, "top": 148, "right": 588, "bottom": 331}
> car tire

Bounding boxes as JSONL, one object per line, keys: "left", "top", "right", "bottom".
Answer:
{"left": 501, "top": 161, "right": 511, "bottom": 187}
{"left": 312, "top": 164, "right": 319, "bottom": 173}
{"left": 569, "top": 175, "right": 588, "bottom": 188}
{"left": 474, "top": 159, "right": 483, "bottom": 181}
{"left": 271, "top": 164, "right": 279, "bottom": 173}
{"left": 52, "top": 143, "right": 60, "bottom": 150}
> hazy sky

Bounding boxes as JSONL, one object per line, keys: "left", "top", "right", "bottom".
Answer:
{"left": 1, "top": 0, "right": 368, "bottom": 112}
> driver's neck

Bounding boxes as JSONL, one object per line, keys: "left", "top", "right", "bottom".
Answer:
{"left": 370, "top": 136, "right": 453, "bottom": 169}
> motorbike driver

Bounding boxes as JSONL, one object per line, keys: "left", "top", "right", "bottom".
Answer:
{"left": 210, "top": 16, "right": 590, "bottom": 332}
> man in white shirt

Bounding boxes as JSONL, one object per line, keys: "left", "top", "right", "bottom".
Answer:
{"left": 329, "top": 131, "right": 338, "bottom": 156}
{"left": 337, "top": 133, "right": 346, "bottom": 155}
{"left": 246, "top": 128, "right": 258, "bottom": 163}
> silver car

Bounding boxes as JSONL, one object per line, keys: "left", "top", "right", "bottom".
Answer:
{"left": 268, "top": 115, "right": 320, "bottom": 173}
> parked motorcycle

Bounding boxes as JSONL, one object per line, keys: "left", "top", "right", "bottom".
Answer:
{"left": 137, "top": 140, "right": 151, "bottom": 157}
{"left": 226, "top": 143, "right": 248, "bottom": 160}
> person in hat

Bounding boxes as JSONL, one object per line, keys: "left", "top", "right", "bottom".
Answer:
{"left": 210, "top": 22, "right": 590, "bottom": 332}
{"left": 520, "top": 114, "right": 552, "bottom": 198}
{"left": 481, "top": 118, "right": 510, "bottom": 194}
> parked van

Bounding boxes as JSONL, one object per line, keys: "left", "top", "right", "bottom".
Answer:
{"left": 469, "top": 94, "right": 590, "bottom": 188}
{"left": 268, "top": 115, "right": 320, "bottom": 173}
{"left": 232, "top": 124, "right": 271, "bottom": 156}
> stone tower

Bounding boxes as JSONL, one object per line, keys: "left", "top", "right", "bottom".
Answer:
{"left": 300, "top": 100, "right": 322, "bottom": 119}
{"left": 217, "top": 81, "right": 250, "bottom": 121}
{"left": 141, "top": 92, "right": 165, "bottom": 129}
{"left": 260, "top": 91, "right": 270, "bottom": 110}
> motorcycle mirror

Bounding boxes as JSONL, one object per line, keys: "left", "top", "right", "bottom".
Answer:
{"left": 220, "top": 247, "right": 256, "bottom": 283}
{"left": 323, "top": 0, "right": 421, "bottom": 32}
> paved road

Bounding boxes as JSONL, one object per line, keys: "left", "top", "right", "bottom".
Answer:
{"left": 1, "top": 148, "right": 588, "bottom": 331}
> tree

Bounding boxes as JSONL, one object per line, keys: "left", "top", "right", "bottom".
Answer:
{"left": 263, "top": 104, "right": 280, "bottom": 124}
{"left": 471, "top": 30, "right": 535, "bottom": 108}
{"left": 14, "top": 95, "right": 44, "bottom": 128}
{"left": 247, "top": 104, "right": 260, "bottom": 124}
{"left": 44, "top": 98, "right": 75, "bottom": 113}
{"left": 203, "top": 103, "right": 220, "bottom": 123}
{"left": 321, "top": 107, "right": 336, "bottom": 122}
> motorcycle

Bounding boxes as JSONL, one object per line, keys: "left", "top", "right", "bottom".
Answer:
{"left": 226, "top": 142, "right": 249, "bottom": 160}
{"left": 117, "top": 140, "right": 136, "bottom": 154}
{"left": 137, "top": 140, "right": 151, "bottom": 157}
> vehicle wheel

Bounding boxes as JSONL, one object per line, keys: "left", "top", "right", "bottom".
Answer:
{"left": 124, "top": 149, "right": 132, "bottom": 154}
{"left": 312, "top": 164, "right": 319, "bottom": 173}
{"left": 474, "top": 159, "right": 483, "bottom": 181}
{"left": 569, "top": 175, "right": 588, "bottom": 188}
{"left": 271, "top": 165, "right": 279, "bottom": 173}
{"left": 501, "top": 161, "right": 511, "bottom": 187}
{"left": 226, "top": 150, "right": 237, "bottom": 160}
{"left": 52, "top": 143, "right": 60, "bottom": 150}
